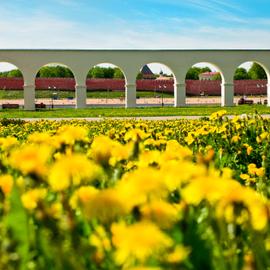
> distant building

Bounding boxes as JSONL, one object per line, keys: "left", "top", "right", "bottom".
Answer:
{"left": 141, "top": 65, "right": 156, "bottom": 79}
{"left": 199, "top": 72, "right": 220, "bottom": 80}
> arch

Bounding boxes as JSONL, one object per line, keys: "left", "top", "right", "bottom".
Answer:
{"left": 233, "top": 61, "right": 269, "bottom": 105}
{"left": 186, "top": 61, "right": 225, "bottom": 82}
{"left": 34, "top": 62, "right": 75, "bottom": 79}
{"left": 85, "top": 63, "right": 127, "bottom": 107}
{"left": 34, "top": 63, "right": 76, "bottom": 108}
{"left": 136, "top": 62, "right": 176, "bottom": 107}
{"left": 0, "top": 61, "right": 25, "bottom": 80}
{"left": 0, "top": 62, "right": 25, "bottom": 107}
{"left": 233, "top": 60, "right": 270, "bottom": 81}
{"left": 184, "top": 62, "right": 224, "bottom": 106}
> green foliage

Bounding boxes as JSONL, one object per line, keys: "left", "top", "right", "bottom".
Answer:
{"left": 248, "top": 63, "right": 267, "bottom": 80}
{"left": 186, "top": 66, "right": 211, "bottom": 80}
{"left": 87, "top": 67, "right": 125, "bottom": 79}
{"left": 4, "top": 187, "right": 29, "bottom": 270}
{"left": 212, "top": 73, "right": 222, "bottom": 80}
{"left": 0, "top": 69, "right": 23, "bottom": 78}
{"left": 136, "top": 72, "right": 143, "bottom": 80}
{"left": 7, "top": 69, "right": 23, "bottom": 78}
{"left": 113, "top": 68, "right": 125, "bottom": 79}
{"left": 234, "top": 67, "right": 250, "bottom": 80}
{"left": 36, "top": 66, "right": 74, "bottom": 78}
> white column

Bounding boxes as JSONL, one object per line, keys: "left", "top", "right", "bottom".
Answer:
{"left": 267, "top": 84, "right": 270, "bottom": 107}
{"left": 221, "top": 82, "right": 234, "bottom": 107}
{"left": 75, "top": 85, "right": 87, "bottom": 109}
{"left": 125, "top": 83, "right": 136, "bottom": 108}
{"left": 174, "top": 83, "right": 186, "bottom": 107}
{"left": 24, "top": 85, "right": 35, "bottom": 111}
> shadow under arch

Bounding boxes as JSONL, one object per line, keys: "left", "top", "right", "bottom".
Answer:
{"left": 136, "top": 62, "right": 176, "bottom": 107}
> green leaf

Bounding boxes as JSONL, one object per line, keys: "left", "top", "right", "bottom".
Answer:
{"left": 5, "top": 186, "right": 29, "bottom": 270}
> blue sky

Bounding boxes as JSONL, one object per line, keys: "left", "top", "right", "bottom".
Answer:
{"left": 0, "top": 0, "right": 270, "bottom": 49}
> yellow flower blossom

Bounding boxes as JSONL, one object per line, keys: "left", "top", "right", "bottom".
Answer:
{"left": 9, "top": 144, "right": 52, "bottom": 176}
{"left": 48, "top": 154, "right": 102, "bottom": 191}
{"left": 141, "top": 200, "right": 180, "bottom": 228}
{"left": 124, "top": 129, "right": 149, "bottom": 142}
{"left": 216, "top": 187, "right": 268, "bottom": 231}
{"left": 69, "top": 186, "right": 99, "bottom": 209}
{"left": 82, "top": 188, "right": 127, "bottom": 222}
{"left": 166, "top": 245, "right": 190, "bottom": 264}
{"left": 0, "top": 175, "right": 13, "bottom": 195}
{"left": 21, "top": 188, "right": 47, "bottom": 210}
{"left": 209, "top": 110, "right": 227, "bottom": 120}
{"left": 231, "top": 135, "right": 240, "bottom": 143}
{"left": 56, "top": 125, "right": 89, "bottom": 145}
{"left": 0, "top": 136, "right": 18, "bottom": 151}
{"left": 111, "top": 221, "right": 173, "bottom": 265}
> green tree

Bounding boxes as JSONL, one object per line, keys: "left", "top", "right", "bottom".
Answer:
{"left": 103, "top": 67, "right": 114, "bottom": 78}
{"left": 90, "top": 67, "right": 105, "bottom": 78}
{"left": 114, "top": 68, "right": 125, "bottom": 79}
{"left": 37, "top": 66, "right": 73, "bottom": 78}
{"left": 248, "top": 63, "right": 267, "bottom": 80}
{"left": 212, "top": 73, "right": 222, "bottom": 80}
{"left": 234, "top": 67, "right": 250, "bottom": 80}
{"left": 136, "top": 72, "right": 143, "bottom": 80}
{"left": 186, "top": 66, "right": 211, "bottom": 80}
{"left": 7, "top": 69, "right": 23, "bottom": 78}
{"left": 37, "top": 66, "right": 55, "bottom": 77}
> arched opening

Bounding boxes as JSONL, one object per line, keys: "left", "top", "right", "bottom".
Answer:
{"left": 0, "top": 62, "right": 24, "bottom": 109}
{"left": 86, "top": 63, "right": 126, "bottom": 107}
{"left": 185, "top": 62, "right": 223, "bottom": 106}
{"left": 35, "top": 63, "right": 75, "bottom": 108}
{"left": 233, "top": 61, "right": 268, "bottom": 105}
{"left": 136, "top": 63, "right": 175, "bottom": 107}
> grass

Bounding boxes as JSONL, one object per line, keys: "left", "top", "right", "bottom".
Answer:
{"left": 1, "top": 105, "right": 270, "bottom": 118}
{"left": 0, "top": 90, "right": 173, "bottom": 99}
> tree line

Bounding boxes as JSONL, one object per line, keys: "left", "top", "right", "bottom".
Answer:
{"left": 185, "top": 63, "right": 267, "bottom": 80}
{"left": 0, "top": 63, "right": 267, "bottom": 80}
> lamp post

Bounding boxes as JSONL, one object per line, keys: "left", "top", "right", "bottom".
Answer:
{"left": 159, "top": 84, "right": 166, "bottom": 107}
{"left": 162, "top": 85, "right": 166, "bottom": 107}
{"left": 51, "top": 86, "right": 57, "bottom": 109}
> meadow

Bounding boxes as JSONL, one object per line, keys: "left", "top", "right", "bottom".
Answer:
{"left": 0, "top": 111, "right": 270, "bottom": 269}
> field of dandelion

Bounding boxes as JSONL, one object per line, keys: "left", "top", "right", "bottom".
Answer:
{"left": 0, "top": 111, "right": 270, "bottom": 270}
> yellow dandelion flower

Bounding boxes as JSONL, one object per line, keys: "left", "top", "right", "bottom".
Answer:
{"left": 56, "top": 125, "right": 88, "bottom": 145}
{"left": 111, "top": 221, "right": 173, "bottom": 265}
{"left": 82, "top": 188, "right": 127, "bottom": 222}
{"left": 48, "top": 154, "right": 102, "bottom": 191}
{"left": 9, "top": 144, "right": 52, "bottom": 176}
{"left": 141, "top": 200, "right": 180, "bottom": 229}
{"left": 69, "top": 186, "right": 99, "bottom": 209}
{"left": 231, "top": 135, "right": 240, "bottom": 143}
{"left": 209, "top": 110, "right": 227, "bottom": 120}
{"left": 0, "top": 175, "right": 13, "bottom": 195}
{"left": 248, "top": 163, "right": 257, "bottom": 175}
{"left": 216, "top": 187, "right": 268, "bottom": 231}
{"left": 0, "top": 136, "right": 18, "bottom": 151}
{"left": 21, "top": 188, "right": 47, "bottom": 210}
{"left": 116, "top": 168, "right": 168, "bottom": 210}
{"left": 166, "top": 245, "right": 190, "bottom": 264}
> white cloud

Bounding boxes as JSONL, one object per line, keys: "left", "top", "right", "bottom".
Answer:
{"left": 0, "top": 9, "right": 270, "bottom": 50}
